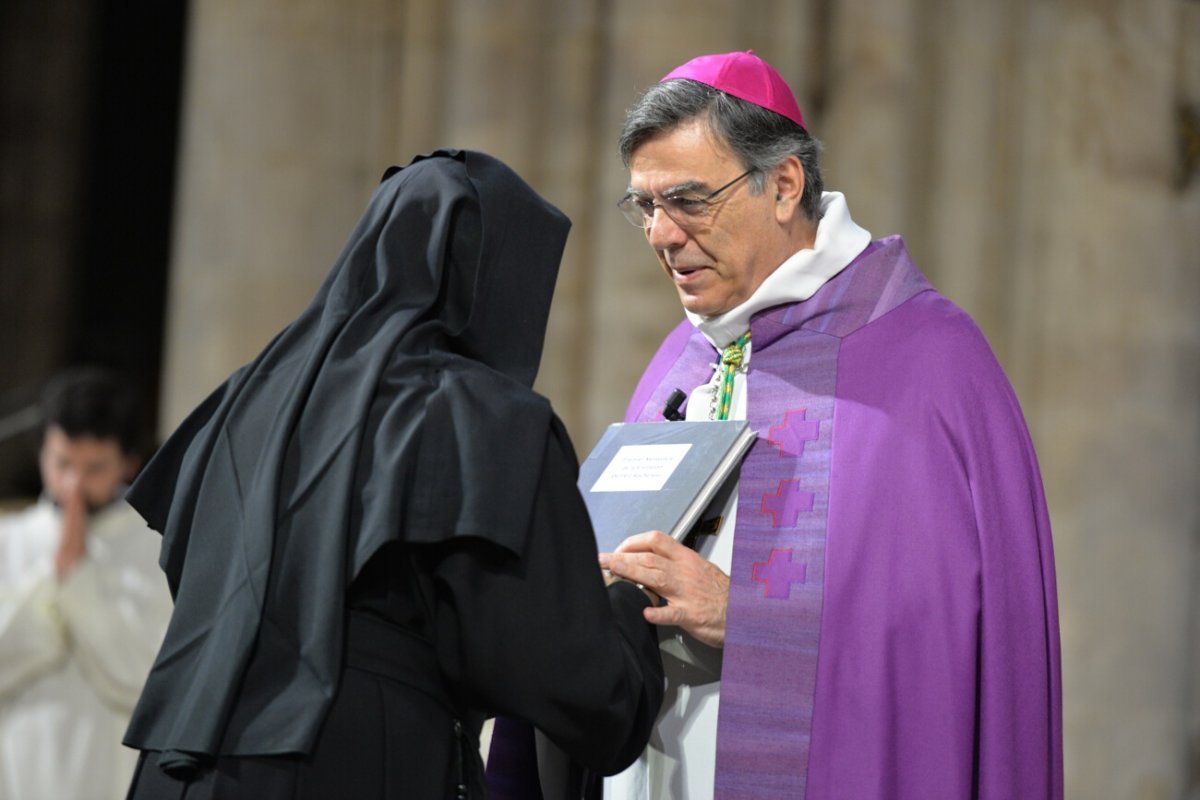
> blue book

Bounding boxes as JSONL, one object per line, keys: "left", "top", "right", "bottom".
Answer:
{"left": 578, "top": 420, "right": 756, "bottom": 553}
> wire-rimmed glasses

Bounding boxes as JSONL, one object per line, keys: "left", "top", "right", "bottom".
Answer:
{"left": 617, "top": 169, "right": 755, "bottom": 228}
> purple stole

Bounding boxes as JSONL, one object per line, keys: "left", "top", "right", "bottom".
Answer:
{"left": 625, "top": 237, "right": 930, "bottom": 797}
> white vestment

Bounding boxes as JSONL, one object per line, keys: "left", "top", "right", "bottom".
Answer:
{"left": 0, "top": 497, "right": 172, "bottom": 800}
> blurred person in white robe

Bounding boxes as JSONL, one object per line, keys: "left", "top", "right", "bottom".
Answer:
{"left": 0, "top": 368, "right": 172, "bottom": 800}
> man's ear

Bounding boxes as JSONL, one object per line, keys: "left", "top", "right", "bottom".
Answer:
{"left": 772, "top": 154, "right": 805, "bottom": 222}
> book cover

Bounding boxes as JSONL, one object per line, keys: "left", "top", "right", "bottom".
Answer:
{"left": 578, "top": 420, "right": 756, "bottom": 553}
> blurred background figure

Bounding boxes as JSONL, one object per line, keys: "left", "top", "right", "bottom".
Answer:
{"left": 0, "top": 367, "right": 173, "bottom": 800}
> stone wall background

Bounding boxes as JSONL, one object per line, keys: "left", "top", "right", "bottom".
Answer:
{"left": 75, "top": 1, "right": 1200, "bottom": 797}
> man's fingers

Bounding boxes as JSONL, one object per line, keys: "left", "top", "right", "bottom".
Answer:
{"left": 613, "top": 529, "right": 674, "bottom": 555}
{"left": 605, "top": 552, "right": 667, "bottom": 591}
{"left": 644, "top": 604, "right": 684, "bottom": 626}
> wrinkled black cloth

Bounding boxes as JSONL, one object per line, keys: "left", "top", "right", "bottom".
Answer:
{"left": 126, "top": 418, "right": 664, "bottom": 799}
{"left": 121, "top": 150, "right": 662, "bottom": 787}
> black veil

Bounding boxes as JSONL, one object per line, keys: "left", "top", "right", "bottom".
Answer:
{"left": 123, "top": 150, "right": 571, "bottom": 772}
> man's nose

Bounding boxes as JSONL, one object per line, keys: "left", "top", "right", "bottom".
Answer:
{"left": 645, "top": 207, "right": 688, "bottom": 250}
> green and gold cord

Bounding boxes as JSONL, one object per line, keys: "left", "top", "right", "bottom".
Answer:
{"left": 714, "top": 331, "right": 750, "bottom": 420}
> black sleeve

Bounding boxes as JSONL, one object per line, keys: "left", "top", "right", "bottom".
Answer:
{"left": 422, "top": 419, "right": 664, "bottom": 775}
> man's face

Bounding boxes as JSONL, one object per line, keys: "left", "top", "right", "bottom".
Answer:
{"left": 39, "top": 425, "right": 134, "bottom": 511}
{"left": 626, "top": 120, "right": 790, "bottom": 317}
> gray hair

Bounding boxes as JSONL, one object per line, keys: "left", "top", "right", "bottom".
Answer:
{"left": 618, "top": 79, "right": 824, "bottom": 221}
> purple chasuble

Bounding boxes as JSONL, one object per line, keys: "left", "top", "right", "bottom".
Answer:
{"left": 625, "top": 236, "right": 1063, "bottom": 799}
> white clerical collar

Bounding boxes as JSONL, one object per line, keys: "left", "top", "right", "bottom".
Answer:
{"left": 689, "top": 191, "right": 871, "bottom": 349}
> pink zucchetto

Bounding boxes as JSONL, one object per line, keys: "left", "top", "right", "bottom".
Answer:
{"left": 660, "top": 50, "right": 806, "bottom": 130}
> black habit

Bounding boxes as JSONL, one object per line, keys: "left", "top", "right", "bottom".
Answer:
{"left": 122, "top": 150, "right": 664, "bottom": 799}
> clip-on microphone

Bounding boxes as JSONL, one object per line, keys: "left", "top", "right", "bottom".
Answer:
{"left": 661, "top": 388, "right": 686, "bottom": 421}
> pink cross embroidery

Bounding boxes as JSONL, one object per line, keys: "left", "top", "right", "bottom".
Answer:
{"left": 761, "top": 479, "right": 814, "bottom": 528}
{"left": 752, "top": 548, "right": 808, "bottom": 599}
{"left": 766, "top": 408, "right": 820, "bottom": 458}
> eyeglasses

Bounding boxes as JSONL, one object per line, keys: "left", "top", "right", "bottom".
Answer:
{"left": 617, "top": 169, "right": 755, "bottom": 228}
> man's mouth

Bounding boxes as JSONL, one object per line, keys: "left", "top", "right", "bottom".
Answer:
{"left": 669, "top": 264, "right": 708, "bottom": 282}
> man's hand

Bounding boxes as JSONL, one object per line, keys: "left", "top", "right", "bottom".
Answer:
{"left": 54, "top": 478, "right": 88, "bottom": 580}
{"left": 599, "top": 530, "right": 729, "bottom": 648}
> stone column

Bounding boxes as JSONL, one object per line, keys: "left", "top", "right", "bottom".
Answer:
{"left": 159, "top": 0, "right": 407, "bottom": 429}
{"left": 1006, "top": 2, "right": 1198, "bottom": 796}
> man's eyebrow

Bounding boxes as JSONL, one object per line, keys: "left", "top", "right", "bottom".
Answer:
{"left": 626, "top": 179, "right": 709, "bottom": 198}
{"left": 662, "top": 179, "right": 708, "bottom": 196}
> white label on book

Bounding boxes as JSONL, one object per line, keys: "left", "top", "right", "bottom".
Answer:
{"left": 589, "top": 443, "right": 693, "bottom": 492}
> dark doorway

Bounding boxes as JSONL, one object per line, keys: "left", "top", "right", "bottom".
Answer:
{"left": 0, "top": 0, "right": 187, "bottom": 497}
